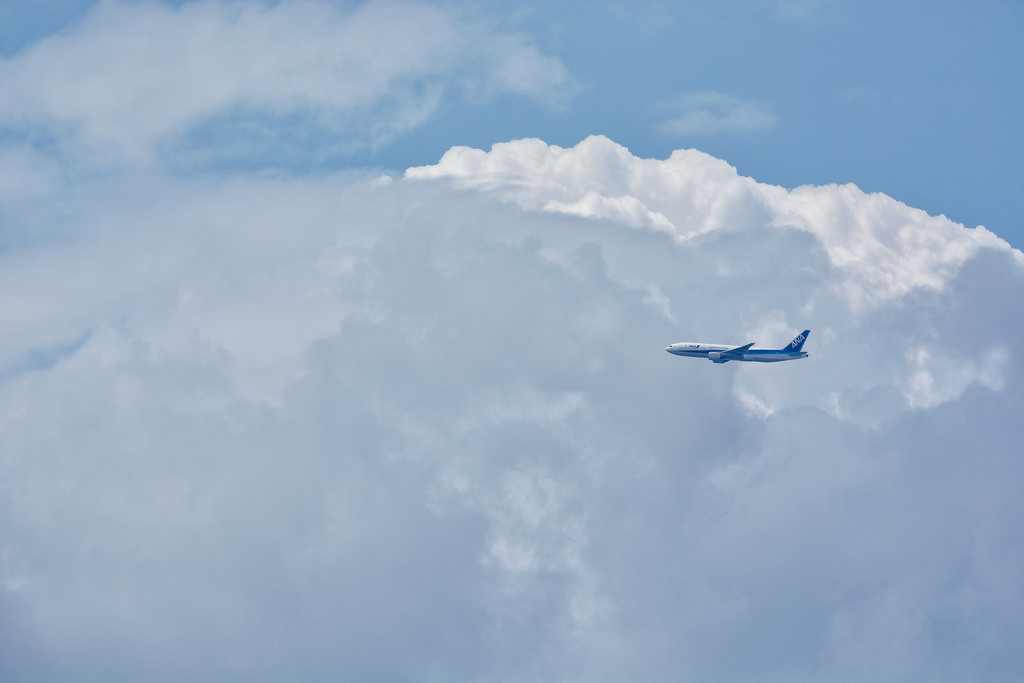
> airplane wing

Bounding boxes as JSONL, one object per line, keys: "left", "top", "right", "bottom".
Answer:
{"left": 722, "top": 342, "right": 755, "bottom": 360}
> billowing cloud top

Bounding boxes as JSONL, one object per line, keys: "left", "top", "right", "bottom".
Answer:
{"left": 409, "top": 136, "right": 1015, "bottom": 310}
{"left": 1, "top": 3, "right": 1023, "bottom": 682}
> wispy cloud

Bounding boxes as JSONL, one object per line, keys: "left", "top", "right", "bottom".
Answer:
{"left": 0, "top": 0, "right": 574, "bottom": 166}
{"left": 658, "top": 91, "right": 777, "bottom": 137}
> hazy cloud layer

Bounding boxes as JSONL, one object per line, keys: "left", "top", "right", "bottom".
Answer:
{"left": 0, "top": 0, "right": 572, "bottom": 165}
{"left": 1, "top": 132, "right": 1022, "bottom": 681}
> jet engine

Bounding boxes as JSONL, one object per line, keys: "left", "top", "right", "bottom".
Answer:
{"left": 708, "top": 352, "right": 726, "bottom": 363}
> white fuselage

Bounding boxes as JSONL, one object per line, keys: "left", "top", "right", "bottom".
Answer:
{"left": 665, "top": 342, "right": 808, "bottom": 363}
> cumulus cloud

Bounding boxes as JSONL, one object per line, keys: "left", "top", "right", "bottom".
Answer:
{"left": 0, "top": 0, "right": 572, "bottom": 165}
{"left": 658, "top": 91, "right": 777, "bottom": 136}
{"left": 1, "top": 4, "right": 1022, "bottom": 674}
{"left": 409, "top": 135, "right": 1016, "bottom": 311}
{"left": 1, "top": 128, "right": 1022, "bottom": 682}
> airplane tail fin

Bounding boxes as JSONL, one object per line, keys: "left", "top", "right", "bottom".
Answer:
{"left": 784, "top": 330, "right": 810, "bottom": 352}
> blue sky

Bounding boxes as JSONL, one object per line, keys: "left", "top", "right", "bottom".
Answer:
{"left": 1, "top": 2, "right": 1022, "bottom": 681}
{"left": 405, "top": 0, "right": 1024, "bottom": 243}
{"left": 3, "top": 0, "right": 1021, "bottom": 242}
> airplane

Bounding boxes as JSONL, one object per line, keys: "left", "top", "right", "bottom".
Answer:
{"left": 666, "top": 330, "right": 810, "bottom": 364}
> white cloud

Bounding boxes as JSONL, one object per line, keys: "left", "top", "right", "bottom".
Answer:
{"left": 0, "top": 0, "right": 573, "bottom": 165}
{"left": 3, "top": 3, "right": 1021, "bottom": 678}
{"left": 409, "top": 135, "right": 1017, "bottom": 311}
{"left": 904, "top": 345, "right": 1008, "bottom": 410}
{"left": 2, "top": 132, "right": 1023, "bottom": 683}
{"left": 659, "top": 91, "right": 777, "bottom": 136}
